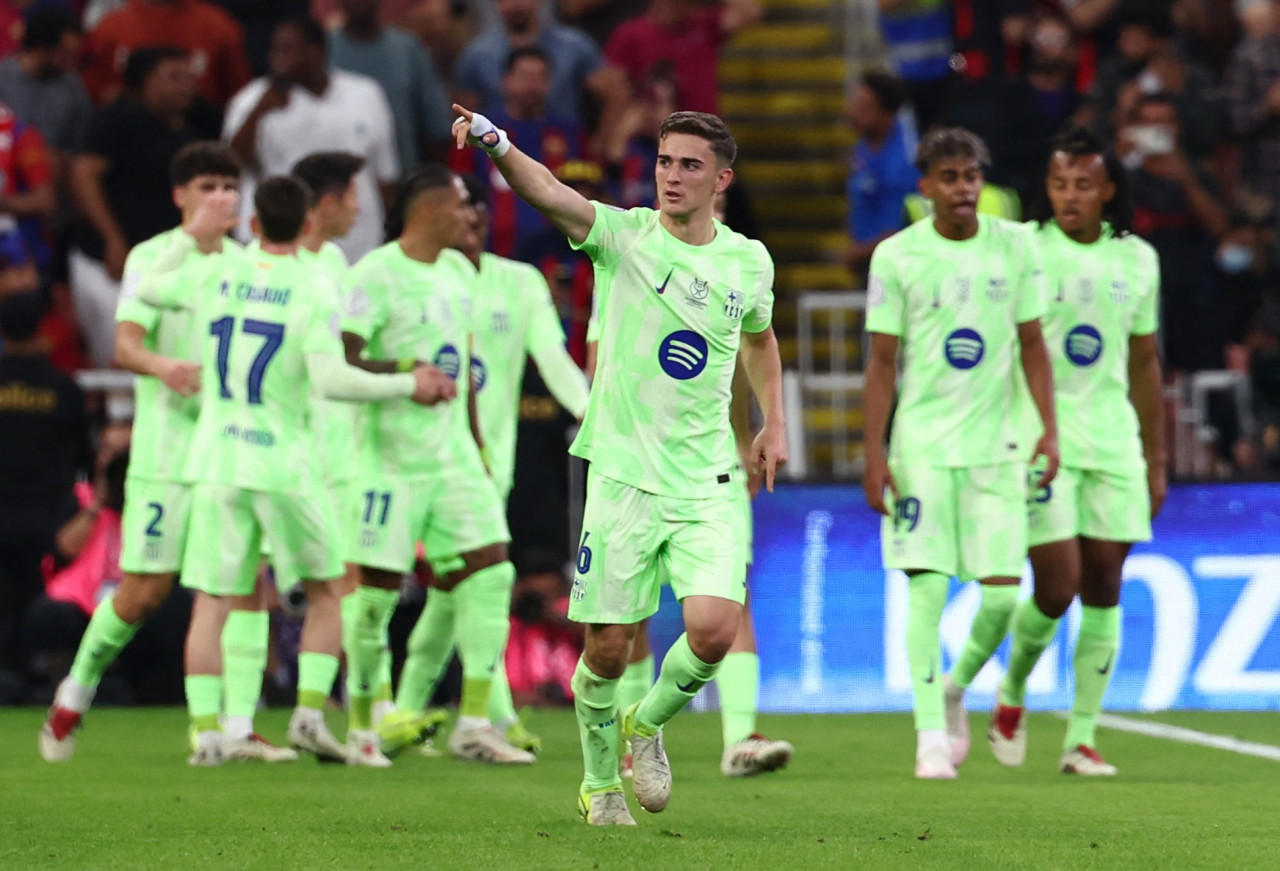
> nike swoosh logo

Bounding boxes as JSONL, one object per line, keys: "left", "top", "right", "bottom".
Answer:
{"left": 676, "top": 679, "right": 705, "bottom": 694}
{"left": 655, "top": 268, "right": 673, "bottom": 295}
{"left": 1097, "top": 651, "right": 1115, "bottom": 676}
{"left": 924, "top": 665, "right": 936, "bottom": 684}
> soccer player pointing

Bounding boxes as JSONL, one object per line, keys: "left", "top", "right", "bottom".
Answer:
{"left": 985, "top": 127, "right": 1165, "bottom": 776}
{"left": 454, "top": 103, "right": 787, "bottom": 825}
{"left": 862, "top": 128, "right": 1059, "bottom": 780}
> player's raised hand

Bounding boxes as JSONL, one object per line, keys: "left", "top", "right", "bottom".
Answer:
{"left": 157, "top": 357, "right": 201, "bottom": 397}
{"left": 451, "top": 104, "right": 510, "bottom": 156}
{"left": 863, "top": 452, "right": 897, "bottom": 516}
{"left": 409, "top": 364, "right": 458, "bottom": 405}
{"left": 184, "top": 189, "right": 239, "bottom": 246}
{"left": 1031, "top": 431, "right": 1060, "bottom": 490}
{"left": 749, "top": 420, "right": 788, "bottom": 494}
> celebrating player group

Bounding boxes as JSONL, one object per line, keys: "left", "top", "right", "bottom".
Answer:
{"left": 36, "top": 98, "right": 1161, "bottom": 823}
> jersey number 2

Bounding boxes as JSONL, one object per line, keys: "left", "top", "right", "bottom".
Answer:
{"left": 209, "top": 317, "right": 285, "bottom": 405}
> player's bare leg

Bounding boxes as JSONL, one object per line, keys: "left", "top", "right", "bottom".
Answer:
{"left": 943, "top": 575, "right": 1019, "bottom": 767}
{"left": 991, "top": 539, "right": 1080, "bottom": 767}
{"left": 718, "top": 591, "right": 793, "bottom": 777}
{"left": 184, "top": 591, "right": 235, "bottom": 765}
{"left": 41, "top": 572, "right": 175, "bottom": 761}
{"left": 625, "top": 595, "right": 741, "bottom": 812}
{"left": 1060, "top": 538, "right": 1127, "bottom": 776}
{"left": 575, "top": 621, "right": 638, "bottom": 826}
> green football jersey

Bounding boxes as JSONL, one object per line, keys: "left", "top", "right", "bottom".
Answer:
{"left": 301, "top": 240, "right": 357, "bottom": 482}
{"left": 115, "top": 228, "right": 241, "bottom": 483}
{"left": 866, "top": 214, "right": 1047, "bottom": 468}
{"left": 1034, "top": 220, "right": 1159, "bottom": 470}
{"left": 569, "top": 203, "right": 774, "bottom": 496}
{"left": 470, "top": 251, "right": 568, "bottom": 492}
{"left": 144, "top": 244, "right": 344, "bottom": 493}
{"left": 341, "top": 242, "right": 476, "bottom": 477}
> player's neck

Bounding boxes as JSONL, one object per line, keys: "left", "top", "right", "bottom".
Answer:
{"left": 1062, "top": 220, "right": 1104, "bottom": 244}
{"left": 397, "top": 234, "right": 445, "bottom": 264}
{"left": 298, "top": 228, "right": 325, "bottom": 253}
{"left": 464, "top": 250, "right": 482, "bottom": 269}
{"left": 259, "top": 239, "right": 299, "bottom": 257}
{"left": 932, "top": 215, "right": 979, "bottom": 242}
{"left": 659, "top": 209, "right": 716, "bottom": 246}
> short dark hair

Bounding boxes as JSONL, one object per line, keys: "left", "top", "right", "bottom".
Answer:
{"left": 861, "top": 71, "right": 907, "bottom": 115}
{"left": 505, "top": 46, "right": 550, "bottom": 74}
{"left": 254, "top": 175, "right": 311, "bottom": 243}
{"left": 291, "top": 152, "right": 365, "bottom": 202}
{"left": 459, "top": 173, "right": 488, "bottom": 210}
{"left": 0, "top": 290, "right": 44, "bottom": 342}
{"left": 1030, "top": 125, "right": 1132, "bottom": 236}
{"left": 385, "top": 163, "right": 456, "bottom": 240}
{"left": 23, "top": 6, "right": 80, "bottom": 51}
{"left": 659, "top": 111, "right": 737, "bottom": 167}
{"left": 123, "top": 46, "right": 188, "bottom": 93}
{"left": 277, "top": 16, "right": 327, "bottom": 50}
{"left": 170, "top": 142, "right": 241, "bottom": 186}
{"left": 915, "top": 127, "right": 990, "bottom": 174}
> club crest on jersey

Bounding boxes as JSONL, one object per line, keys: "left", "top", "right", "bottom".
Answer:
{"left": 986, "top": 277, "right": 1009, "bottom": 302}
{"left": 1065, "top": 324, "right": 1103, "bottom": 366}
{"left": 434, "top": 344, "right": 462, "bottom": 380}
{"left": 471, "top": 355, "right": 487, "bottom": 390}
{"left": 1110, "top": 280, "right": 1129, "bottom": 303}
{"left": 724, "top": 289, "right": 744, "bottom": 320}
{"left": 944, "top": 328, "right": 985, "bottom": 369}
{"left": 346, "top": 286, "right": 370, "bottom": 317}
{"left": 658, "top": 329, "right": 709, "bottom": 380}
{"left": 685, "top": 278, "right": 709, "bottom": 309}
{"left": 954, "top": 277, "right": 971, "bottom": 304}
{"left": 1078, "top": 277, "right": 1096, "bottom": 303}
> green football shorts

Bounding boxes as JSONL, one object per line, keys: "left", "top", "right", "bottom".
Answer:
{"left": 1028, "top": 462, "right": 1152, "bottom": 547}
{"left": 181, "top": 482, "right": 342, "bottom": 596}
{"left": 569, "top": 470, "right": 748, "bottom": 625}
{"left": 882, "top": 462, "right": 1028, "bottom": 579}
{"left": 120, "top": 477, "right": 192, "bottom": 575}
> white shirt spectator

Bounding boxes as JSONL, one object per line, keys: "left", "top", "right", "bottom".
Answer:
{"left": 222, "top": 69, "right": 398, "bottom": 261}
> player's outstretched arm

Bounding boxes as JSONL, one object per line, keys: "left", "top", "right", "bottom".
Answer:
{"left": 530, "top": 344, "right": 589, "bottom": 421}
{"left": 1018, "top": 318, "right": 1060, "bottom": 489}
{"left": 133, "top": 191, "right": 240, "bottom": 310}
{"left": 308, "top": 352, "right": 456, "bottom": 406}
{"left": 862, "top": 331, "right": 898, "bottom": 515}
{"left": 114, "top": 321, "right": 200, "bottom": 396}
{"left": 740, "top": 326, "right": 788, "bottom": 492}
{"left": 1129, "top": 332, "right": 1167, "bottom": 517}
{"left": 452, "top": 103, "right": 596, "bottom": 246}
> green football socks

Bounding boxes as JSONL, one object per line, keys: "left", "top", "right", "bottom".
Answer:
{"left": 950, "top": 583, "right": 1019, "bottom": 689}
{"left": 396, "top": 588, "right": 456, "bottom": 713}
{"left": 185, "top": 674, "right": 223, "bottom": 733}
{"left": 572, "top": 657, "right": 622, "bottom": 791}
{"left": 345, "top": 586, "right": 399, "bottom": 731}
{"left": 616, "top": 653, "right": 654, "bottom": 721}
{"left": 999, "top": 598, "right": 1061, "bottom": 707}
{"left": 297, "top": 652, "right": 339, "bottom": 712}
{"left": 68, "top": 594, "right": 139, "bottom": 695}
{"left": 221, "top": 609, "right": 268, "bottom": 738}
{"left": 455, "top": 562, "right": 515, "bottom": 722}
{"left": 716, "top": 651, "right": 760, "bottom": 747}
{"left": 907, "top": 572, "right": 949, "bottom": 731}
{"left": 634, "top": 633, "right": 718, "bottom": 734}
{"left": 1065, "top": 605, "right": 1121, "bottom": 750}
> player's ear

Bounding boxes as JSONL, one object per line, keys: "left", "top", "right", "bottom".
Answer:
{"left": 715, "top": 167, "right": 734, "bottom": 194}
{"left": 172, "top": 185, "right": 185, "bottom": 212}
{"left": 249, "top": 214, "right": 261, "bottom": 239}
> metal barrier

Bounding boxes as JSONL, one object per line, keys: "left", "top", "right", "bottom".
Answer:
{"left": 791, "top": 290, "right": 868, "bottom": 479}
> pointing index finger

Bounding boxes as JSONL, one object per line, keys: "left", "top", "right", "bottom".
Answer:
{"left": 451, "top": 103, "right": 473, "bottom": 121}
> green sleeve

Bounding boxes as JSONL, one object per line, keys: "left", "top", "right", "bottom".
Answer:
{"left": 569, "top": 201, "right": 648, "bottom": 267}
{"left": 1132, "top": 241, "right": 1160, "bottom": 336}
{"left": 1015, "top": 227, "right": 1048, "bottom": 324}
{"left": 340, "top": 262, "right": 387, "bottom": 342}
{"left": 742, "top": 243, "right": 774, "bottom": 334}
{"left": 523, "top": 266, "right": 567, "bottom": 354}
{"left": 864, "top": 240, "right": 905, "bottom": 336}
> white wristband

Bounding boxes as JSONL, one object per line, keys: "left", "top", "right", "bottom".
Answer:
{"left": 464, "top": 111, "right": 511, "bottom": 158}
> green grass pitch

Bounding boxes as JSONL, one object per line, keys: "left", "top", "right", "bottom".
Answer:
{"left": 5, "top": 708, "right": 1277, "bottom": 869}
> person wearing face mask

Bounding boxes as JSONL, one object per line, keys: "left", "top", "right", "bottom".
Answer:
{"left": 1120, "top": 92, "right": 1229, "bottom": 372}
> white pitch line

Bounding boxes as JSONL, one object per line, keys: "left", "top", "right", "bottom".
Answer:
{"left": 1081, "top": 713, "right": 1280, "bottom": 762}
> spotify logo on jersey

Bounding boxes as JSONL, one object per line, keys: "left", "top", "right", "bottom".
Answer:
{"left": 944, "top": 328, "right": 985, "bottom": 370}
{"left": 434, "top": 344, "right": 462, "bottom": 380}
{"left": 470, "top": 356, "right": 487, "bottom": 391}
{"left": 658, "top": 330, "right": 709, "bottom": 380}
{"left": 1065, "top": 325, "right": 1103, "bottom": 366}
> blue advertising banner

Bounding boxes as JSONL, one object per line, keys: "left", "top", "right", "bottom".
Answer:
{"left": 648, "top": 484, "right": 1280, "bottom": 713}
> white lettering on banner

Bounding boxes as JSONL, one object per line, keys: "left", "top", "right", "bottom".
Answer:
{"left": 1193, "top": 556, "right": 1280, "bottom": 694}
{"left": 1122, "top": 555, "right": 1198, "bottom": 710}
{"left": 883, "top": 566, "right": 1060, "bottom": 695}
{"left": 800, "top": 511, "right": 832, "bottom": 696}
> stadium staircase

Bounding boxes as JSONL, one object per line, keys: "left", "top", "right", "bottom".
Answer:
{"left": 720, "top": 0, "right": 866, "bottom": 476}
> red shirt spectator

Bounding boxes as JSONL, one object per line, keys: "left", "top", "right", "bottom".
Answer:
{"left": 82, "top": 0, "right": 251, "bottom": 109}
{"left": 604, "top": 0, "right": 762, "bottom": 116}
{"left": 0, "top": 4, "right": 23, "bottom": 61}
{"left": 0, "top": 106, "right": 56, "bottom": 269}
